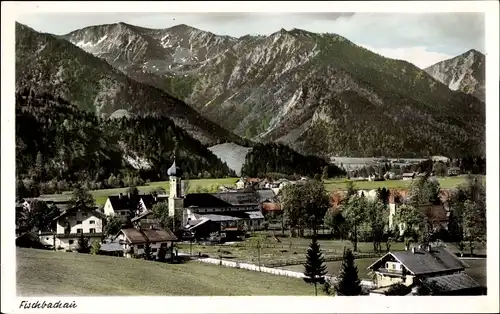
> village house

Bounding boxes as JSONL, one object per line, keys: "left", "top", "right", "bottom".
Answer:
{"left": 367, "top": 244, "right": 483, "bottom": 296}
{"left": 53, "top": 206, "right": 105, "bottom": 251}
{"left": 402, "top": 172, "right": 416, "bottom": 180}
{"left": 124, "top": 160, "right": 265, "bottom": 242}
{"left": 103, "top": 193, "right": 167, "bottom": 221}
{"left": 115, "top": 227, "right": 178, "bottom": 259}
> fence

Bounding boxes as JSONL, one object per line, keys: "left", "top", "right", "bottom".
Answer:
{"left": 197, "top": 257, "right": 375, "bottom": 288}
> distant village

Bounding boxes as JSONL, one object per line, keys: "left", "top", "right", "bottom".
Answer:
{"left": 16, "top": 158, "right": 485, "bottom": 296}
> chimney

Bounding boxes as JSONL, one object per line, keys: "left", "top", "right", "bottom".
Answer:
{"left": 128, "top": 193, "right": 131, "bottom": 199}
{"left": 427, "top": 244, "right": 431, "bottom": 252}
{"left": 119, "top": 193, "right": 123, "bottom": 199}
{"left": 411, "top": 247, "right": 416, "bottom": 254}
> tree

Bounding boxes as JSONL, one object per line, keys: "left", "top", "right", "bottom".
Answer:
{"left": 323, "top": 209, "right": 347, "bottom": 240}
{"left": 432, "top": 162, "right": 448, "bottom": 177}
{"left": 334, "top": 248, "right": 362, "bottom": 296}
{"left": 280, "top": 180, "right": 329, "bottom": 237}
{"left": 103, "top": 214, "right": 123, "bottom": 238}
{"left": 158, "top": 245, "right": 167, "bottom": 262}
{"left": 77, "top": 233, "right": 90, "bottom": 253}
{"left": 393, "top": 204, "right": 425, "bottom": 249}
{"left": 143, "top": 241, "right": 153, "bottom": 260}
{"left": 408, "top": 175, "right": 440, "bottom": 206}
{"left": 68, "top": 185, "right": 96, "bottom": 211}
{"left": 127, "top": 186, "right": 139, "bottom": 196}
{"left": 18, "top": 200, "right": 60, "bottom": 232}
{"left": 90, "top": 240, "right": 101, "bottom": 255}
{"left": 366, "top": 200, "right": 388, "bottom": 253}
{"left": 346, "top": 181, "right": 358, "bottom": 198}
{"left": 341, "top": 195, "right": 367, "bottom": 252}
{"left": 461, "top": 200, "right": 486, "bottom": 256}
{"left": 303, "top": 237, "right": 328, "bottom": 296}
{"left": 151, "top": 201, "right": 181, "bottom": 232}
{"left": 321, "top": 166, "right": 329, "bottom": 181}
{"left": 250, "top": 234, "right": 268, "bottom": 271}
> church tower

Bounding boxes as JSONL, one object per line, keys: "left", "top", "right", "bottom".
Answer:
{"left": 167, "top": 159, "right": 184, "bottom": 219}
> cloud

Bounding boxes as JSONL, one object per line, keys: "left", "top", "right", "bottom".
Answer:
{"left": 358, "top": 45, "right": 455, "bottom": 69}
{"left": 16, "top": 12, "right": 484, "bottom": 67}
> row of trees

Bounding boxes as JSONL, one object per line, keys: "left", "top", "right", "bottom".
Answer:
{"left": 279, "top": 173, "right": 486, "bottom": 256}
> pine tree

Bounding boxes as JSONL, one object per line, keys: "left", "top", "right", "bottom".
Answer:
{"left": 303, "top": 237, "right": 328, "bottom": 296}
{"left": 334, "top": 248, "right": 362, "bottom": 296}
{"left": 77, "top": 233, "right": 90, "bottom": 253}
{"left": 143, "top": 241, "right": 153, "bottom": 260}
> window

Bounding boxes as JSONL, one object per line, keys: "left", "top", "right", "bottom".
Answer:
{"left": 152, "top": 242, "right": 156, "bottom": 245}
{"left": 77, "top": 229, "right": 83, "bottom": 233}
{"left": 69, "top": 240, "right": 74, "bottom": 245}
{"left": 76, "top": 220, "right": 82, "bottom": 225}
{"left": 89, "top": 228, "right": 96, "bottom": 233}
{"left": 89, "top": 220, "right": 95, "bottom": 224}
{"left": 46, "top": 237, "right": 50, "bottom": 240}
{"left": 152, "top": 248, "right": 157, "bottom": 253}
{"left": 138, "top": 245, "right": 144, "bottom": 249}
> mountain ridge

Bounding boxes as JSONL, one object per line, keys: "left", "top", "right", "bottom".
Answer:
{"left": 24, "top": 22, "right": 486, "bottom": 158}
{"left": 15, "top": 22, "right": 248, "bottom": 147}
{"left": 424, "top": 49, "right": 485, "bottom": 102}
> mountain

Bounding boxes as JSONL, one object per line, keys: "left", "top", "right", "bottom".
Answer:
{"left": 15, "top": 89, "right": 236, "bottom": 191}
{"left": 424, "top": 49, "right": 485, "bottom": 102}
{"left": 15, "top": 22, "right": 247, "bottom": 147}
{"left": 63, "top": 23, "right": 486, "bottom": 158}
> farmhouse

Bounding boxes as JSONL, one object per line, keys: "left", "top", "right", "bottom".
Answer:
{"left": 367, "top": 244, "right": 482, "bottom": 295}
{"left": 116, "top": 227, "right": 178, "bottom": 259}
{"left": 53, "top": 206, "right": 105, "bottom": 251}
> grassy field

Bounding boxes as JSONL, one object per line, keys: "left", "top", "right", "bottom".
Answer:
{"left": 16, "top": 248, "right": 324, "bottom": 296}
{"left": 281, "top": 257, "right": 487, "bottom": 287}
{"left": 177, "top": 237, "right": 406, "bottom": 267}
{"left": 323, "top": 175, "right": 483, "bottom": 192}
{"left": 40, "top": 178, "right": 239, "bottom": 205}
{"left": 39, "top": 175, "right": 482, "bottom": 205}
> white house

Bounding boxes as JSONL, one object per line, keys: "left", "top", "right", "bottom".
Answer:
{"left": 235, "top": 178, "right": 245, "bottom": 190}
{"left": 103, "top": 193, "right": 165, "bottom": 221}
{"left": 53, "top": 207, "right": 105, "bottom": 250}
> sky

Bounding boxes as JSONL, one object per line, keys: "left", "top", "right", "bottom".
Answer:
{"left": 17, "top": 12, "right": 485, "bottom": 69}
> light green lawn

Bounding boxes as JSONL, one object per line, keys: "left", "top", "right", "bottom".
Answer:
{"left": 40, "top": 178, "right": 239, "bottom": 205}
{"left": 16, "top": 248, "right": 323, "bottom": 296}
{"left": 177, "top": 238, "right": 406, "bottom": 267}
{"left": 39, "top": 175, "right": 483, "bottom": 205}
{"left": 323, "top": 175, "right": 483, "bottom": 192}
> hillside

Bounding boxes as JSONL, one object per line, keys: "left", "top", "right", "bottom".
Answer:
{"left": 425, "top": 49, "right": 486, "bottom": 102}
{"left": 15, "top": 90, "right": 236, "bottom": 194}
{"left": 63, "top": 23, "right": 486, "bottom": 158}
{"left": 16, "top": 248, "right": 319, "bottom": 296}
{"left": 15, "top": 22, "right": 246, "bottom": 147}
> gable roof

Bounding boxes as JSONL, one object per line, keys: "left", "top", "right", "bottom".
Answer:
{"left": 367, "top": 246, "right": 467, "bottom": 275}
{"left": 422, "top": 273, "right": 481, "bottom": 292}
{"left": 184, "top": 193, "right": 233, "bottom": 208}
{"left": 120, "top": 227, "right": 177, "bottom": 244}
{"left": 212, "top": 191, "right": 258, "bottom": 205}
{"left": 256, "top": 189, "right": 275, "bottom": 202}
{"left": 107, "top": 194, "right": 142, "bottom": 211}
{"left": 130, "top": 210, "right": 153, "bottom": 222}
{"left": 53, "top": 207, "right": 105, "bottom": 221}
